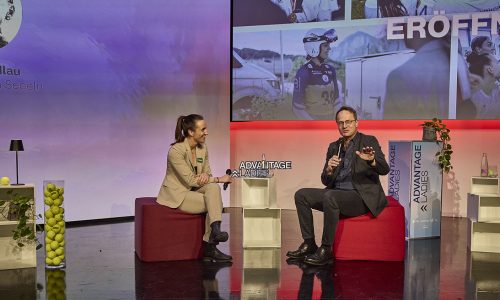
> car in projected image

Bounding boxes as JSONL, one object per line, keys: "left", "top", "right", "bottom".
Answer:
{"left": 232, "top": 50, "right": 281, "bottom": 120}
{"left": 344, "top": 50, "right": 415, "bottom": 119}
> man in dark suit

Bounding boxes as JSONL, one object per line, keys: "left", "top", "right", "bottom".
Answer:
{"left": 286, "top": 106, "right": 390, "bottom": 265}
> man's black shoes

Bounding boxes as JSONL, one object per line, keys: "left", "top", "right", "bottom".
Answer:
{"left": 286, "top": 242, "right": 318, "bottom": 259}
{"left": 303, "top": 245, "right": 333, "bottom": 266}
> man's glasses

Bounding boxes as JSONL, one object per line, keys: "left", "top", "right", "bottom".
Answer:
{"left": 336, "top": 120, "right": 356, "bottom": 127}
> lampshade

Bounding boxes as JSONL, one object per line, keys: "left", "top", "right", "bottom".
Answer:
{"left": 9, "top": 139, "right": 24, "bottom": 151}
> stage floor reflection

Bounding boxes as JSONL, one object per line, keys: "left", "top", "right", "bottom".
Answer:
{"left": 0, "top": 209, "right": 498, "bottom": 299}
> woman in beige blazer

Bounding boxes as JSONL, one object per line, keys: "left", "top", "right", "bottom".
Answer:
{"left": 157, "top": 114, "right": 233, "bottom": 262}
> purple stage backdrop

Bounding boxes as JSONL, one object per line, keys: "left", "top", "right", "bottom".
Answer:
{"left": 0, "top": 0, "right": 230, "bottom": 221}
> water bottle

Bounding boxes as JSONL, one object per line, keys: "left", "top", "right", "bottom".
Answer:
{"left": 481, "top": 153, "right": 489, "bottom": 177}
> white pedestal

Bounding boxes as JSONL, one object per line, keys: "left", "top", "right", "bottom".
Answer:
{"left": 387, "top": 141, "right": 442, "bottom": 239}
{"left": 468, "top": 220, "right": 500, "bottom": 253}
{"left": 0, "top": 185, "right": 37, "bottom": 270}
{"left": 467, "top": 193, "right": 500, "bottom": 223}
{"left": 241, "top": 177, "right": 281, "bottom": 248}
{"left": 241, "top": 177, "right": 276, "bottom": 208}
{"left": 467, "top": 177, "right": 500, "bottom": 253}
{"left": 243, "top": 208, "right": 281, "bottom": 248}
{"left": 471, "top": 177, "right": 500, "bottom": 196}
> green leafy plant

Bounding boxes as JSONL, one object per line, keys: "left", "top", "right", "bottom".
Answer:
{"left": 421, "top": 118, "right": 452, "bottom": 173}
{"left": 0, "top": 190, "right": 42, "bottom": 249}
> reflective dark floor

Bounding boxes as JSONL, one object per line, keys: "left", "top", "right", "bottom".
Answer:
{"left": 1, "top": 208, "right": 499, "bottom": 299}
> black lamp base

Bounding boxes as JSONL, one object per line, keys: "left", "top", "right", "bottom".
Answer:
{"left": 11, "top": 183, "right": 25, "bottom": 186}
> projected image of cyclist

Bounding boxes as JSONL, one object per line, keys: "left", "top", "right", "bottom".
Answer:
{"left": 293, "top": 28, "right": 341, "bottom": 120}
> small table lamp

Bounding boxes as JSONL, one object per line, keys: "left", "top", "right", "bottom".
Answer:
{"left": 9, "top": 139, "right": 24, "bottom": 186}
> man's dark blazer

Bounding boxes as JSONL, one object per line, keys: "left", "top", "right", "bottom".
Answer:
{"left": 320, "top": 132, "right": 390, "bottom": 217}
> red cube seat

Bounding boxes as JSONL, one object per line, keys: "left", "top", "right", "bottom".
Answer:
{"left": 333, "top": 196, "right": 405, "bottom": 261}
{"left": 135, "top": 197, "right": 205, "bottom": 262}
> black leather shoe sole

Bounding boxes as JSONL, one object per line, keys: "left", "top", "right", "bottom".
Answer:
{"left": 209, "top": 232, "right": 229, "bottom": 243}
{"left": 286, "top": 247, "right": 318, "bottom": 259}
{"left": 203, "top": 256, "right": 232, "bottom": 263}
{"left": 303, "top": 257, "right": 333, "bottom": 266}
{"left": 286, "top": 252, "right": 307, "bottom": 259}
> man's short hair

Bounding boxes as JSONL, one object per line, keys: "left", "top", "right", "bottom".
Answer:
{"left": 335, "top": 106, "right": 357, "bottom": 120}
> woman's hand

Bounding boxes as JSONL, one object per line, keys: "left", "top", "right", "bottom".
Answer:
{"left": 217, "top": 174, "right": 233, "bottom": 184}
{"left": 195, "top": 173, "right": 210, "bottom": 185}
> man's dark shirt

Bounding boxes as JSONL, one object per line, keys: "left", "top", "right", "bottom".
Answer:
{"left": 333, "top": 134, "right": 360, "bottom": 190}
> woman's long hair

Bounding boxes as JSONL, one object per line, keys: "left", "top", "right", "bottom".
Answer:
{"left": 171, "top": 114, "right": 204, "bottom": 146}
{"left": 467, "top": 52, "right": 493, "bottom": 78}
{"left": 378, "top": 0, "right": 409, "bottom": 18}
{"left": 470, "top": 36, "right": 490, "bottom": 54}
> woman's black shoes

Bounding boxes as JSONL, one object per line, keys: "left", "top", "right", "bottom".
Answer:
{"left": 203, "top": 242, "right": 232, "bottom": 263}
{"left": 209, "top": 221, "right": 229, "bottom": 244}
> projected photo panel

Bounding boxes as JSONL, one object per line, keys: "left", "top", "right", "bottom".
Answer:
{"left": 233, "top": 23, "right": 451, "bottom": 120}
{"left": 232, "top": 0, "right": 500, "bottom": 121}
{"left": 233, "top": 0, "right": 346, "bottom": 27}
{"left": 457, "top": 20, "right": 500, "bottom": 119}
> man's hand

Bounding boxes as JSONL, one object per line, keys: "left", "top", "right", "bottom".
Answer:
{"left": 326, "top": 155, "right": 341, "bottom": 174}
{"left": 356, "top": 147, "right": 375, "bottom": 165}
{"left": 195, "top": 173, "right": 210, "bottom": 185}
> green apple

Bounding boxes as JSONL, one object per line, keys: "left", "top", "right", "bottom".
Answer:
{"left": 59, "top": 207, "right": 65, "bottom": 214}
{"left": 0, "top": 176, "right": 9, "bottom": 186}
{"left": 57, "top": 221, "right": 64, "bottom": 227}
{"left": 50, "top": 191, "right": 59, "bottom": 200}
{"left": 45, "top": 257, "right": 53, "bottom": 265}
{"left": 59, "top": 227, "right": 65, "bottom": 235}
{"left": 45, "top": 237, "right": 51, "bottom": 244}
{"left": 44, "top": 190, "right": 51, "bottom": 197}
{"left": 44, "top": 224, "right": 52, "bottom": 232}
{"left": 59, "top": 241, "right": 65, "bottom": 247}
{"left": 54, "top": 214, "right": 63, "bottom": 222}
{"left": 53, "top": 198, "right": 62, "bottom": 206}
{"left": 47, "top": 251, "right": 56, "bottom": 259}
{"left": 58, "top": 187, "right": 64, "bottom": 194}
{"left": 47, "top": 230, "right": 56, "bottom": 239}
{"left": 58, "top": 254, "right": 65, "bottom": 261}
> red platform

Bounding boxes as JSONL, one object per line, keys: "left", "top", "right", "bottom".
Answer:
{"left": 135, "top": 197, "right": 206, "bottom": 262}
{"left": 333, "top": 196, "right": 405, "bottom": 261}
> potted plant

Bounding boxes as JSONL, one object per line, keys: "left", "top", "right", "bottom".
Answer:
{"left": 0, "top": 190, "right": 42, "bottom": 249}
{"left": 421, "top": 118, "right": 452, "bottom": 173}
